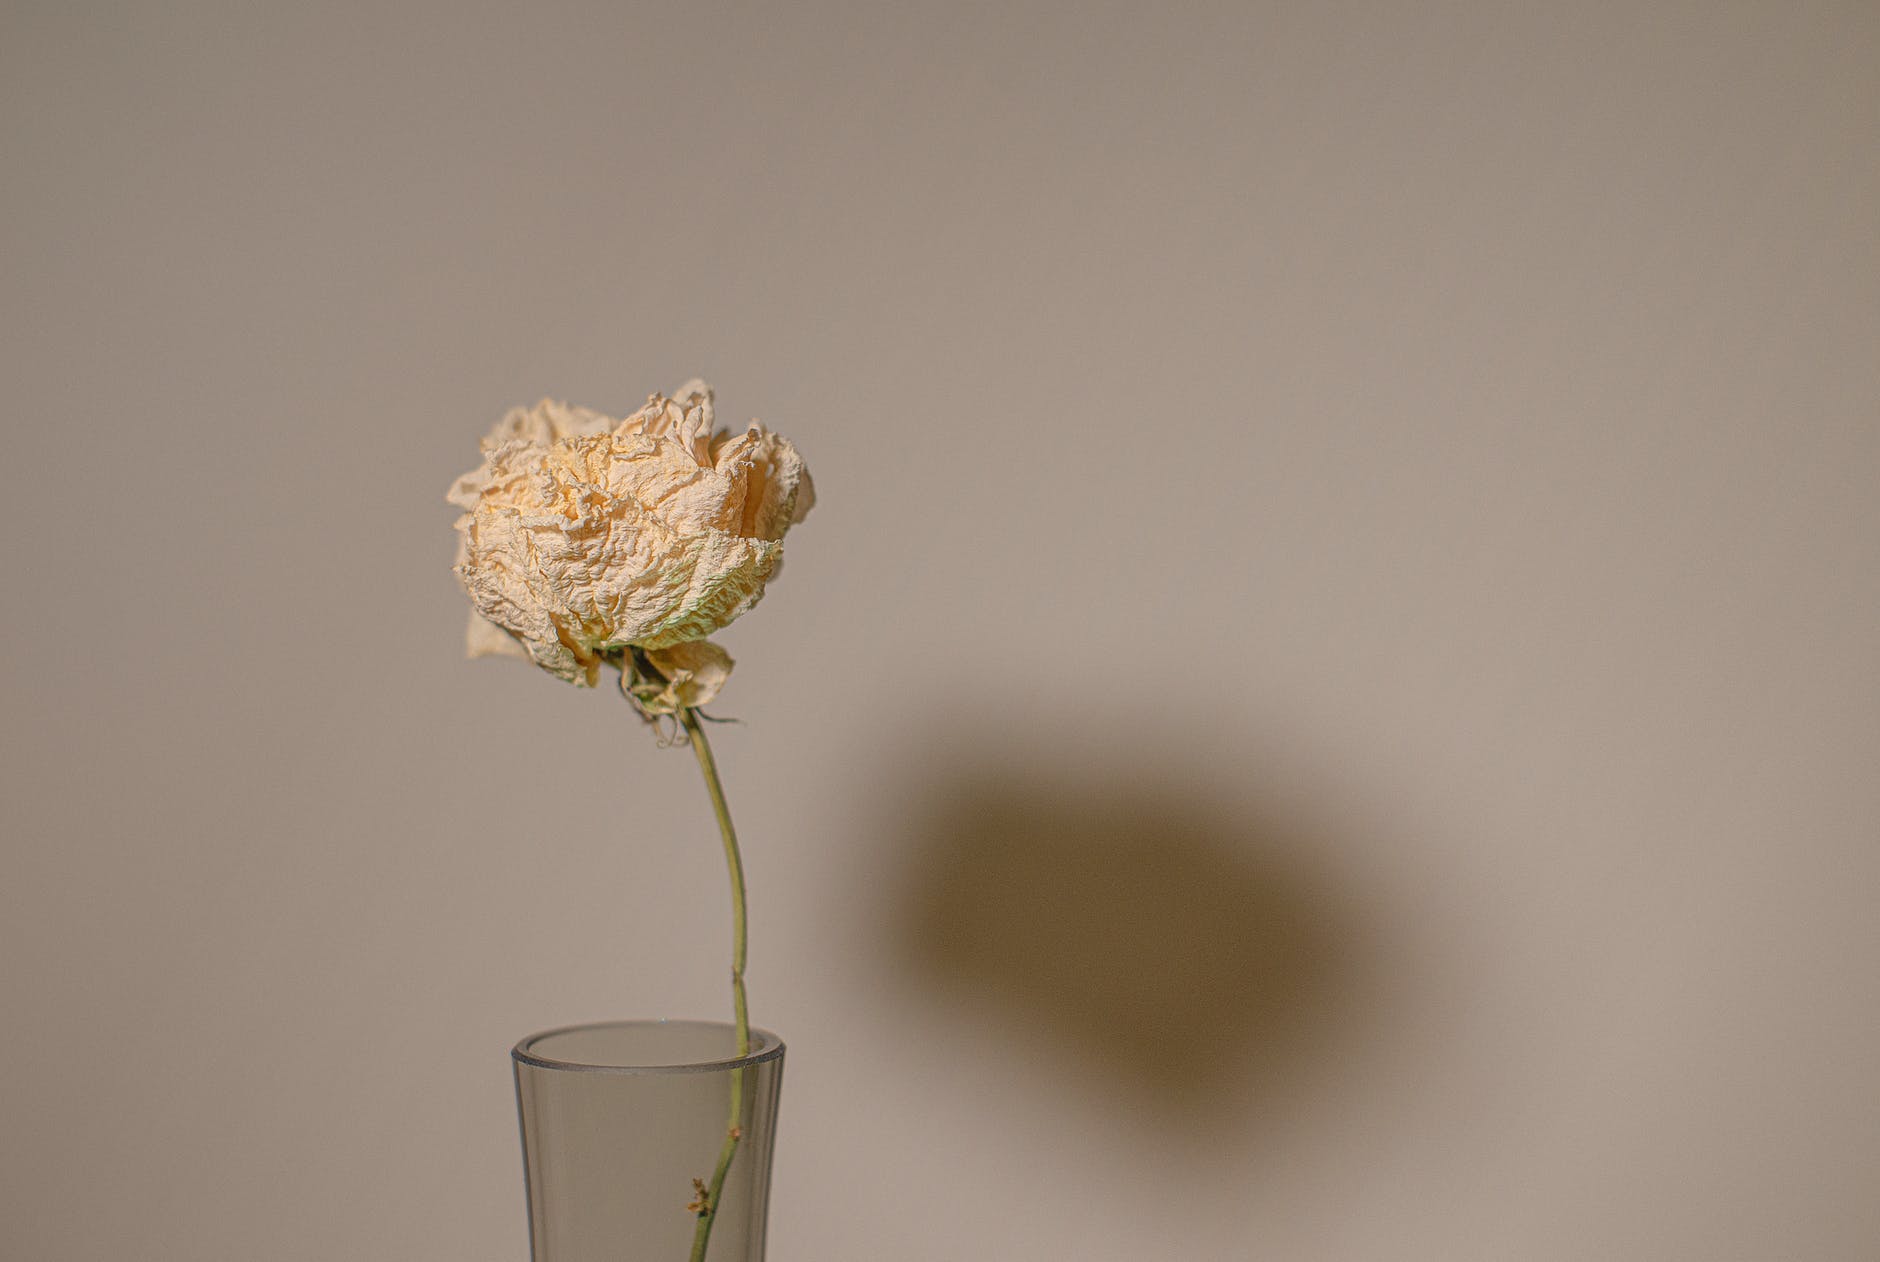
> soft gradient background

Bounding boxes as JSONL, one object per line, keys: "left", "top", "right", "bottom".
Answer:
{"left": 4, "top": 2, "right": 1876, "bottom": 1259}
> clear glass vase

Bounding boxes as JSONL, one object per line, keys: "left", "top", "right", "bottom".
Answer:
{"left": 513, "top": 1020, "right": 785, "bottom": 1262}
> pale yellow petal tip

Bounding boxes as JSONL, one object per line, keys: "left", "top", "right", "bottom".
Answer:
{"left": 623, "top": 640, "right": 735, "bottom": 715}
{"left": 449, "top": 383, "right": 810, "bottom": 692}
{"left": 465, "top": 612, "right": 529, "bottom": 662}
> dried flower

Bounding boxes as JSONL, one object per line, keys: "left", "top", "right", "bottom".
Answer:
{"left": 447, "top": 381, "right": 813, "bottom": 687}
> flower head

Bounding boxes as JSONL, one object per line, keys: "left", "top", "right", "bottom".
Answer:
{"left": 448, "top": 381, "right": 813, "bottom": 687}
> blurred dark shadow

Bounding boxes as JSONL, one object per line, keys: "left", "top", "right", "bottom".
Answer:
{"left": 882, "top": 731, "right": 1375, "bottom": 1142}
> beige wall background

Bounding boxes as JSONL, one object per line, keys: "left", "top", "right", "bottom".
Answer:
{"left": 4, "top": 2, "right": 1876, "bottom": 1259}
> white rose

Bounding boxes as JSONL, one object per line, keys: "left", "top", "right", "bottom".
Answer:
{"left": 448, "top": 382, "right": 813, "bottom": 687}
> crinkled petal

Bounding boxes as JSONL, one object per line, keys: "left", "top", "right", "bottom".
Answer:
{"left": 711, "top": 423, "right": 815, "bottom": 542}
{"left": 449, "top": 400, "right": 614, "bottom": 509}
{"left": 486, "top": 398, "right": 615, "bottom": 449}
{"left": 619, "top": 385, "right": 714, "bottom": 466}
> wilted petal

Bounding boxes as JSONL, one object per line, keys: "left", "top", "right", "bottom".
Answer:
{"left": 450, "top": 400, "right": 614, "bottom": 509}
{"left": 465, "top": 612, "right": 529, "bottom": 661}
{"left": 625, "top": 640, "right": 735, "bottom": 714}
{"left": 712, "top": 423, "right": 815, "bottom": 542}
{"left": 487, "top": 398, "right": 615, "bottom": 449}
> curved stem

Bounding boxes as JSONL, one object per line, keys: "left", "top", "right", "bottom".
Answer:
{"left": 681, "top": 708, "right": 748, "bottom": 1262}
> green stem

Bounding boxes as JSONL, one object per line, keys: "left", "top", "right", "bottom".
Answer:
{"left": 681, "top": 708, "right": 748, "bottom": 1262}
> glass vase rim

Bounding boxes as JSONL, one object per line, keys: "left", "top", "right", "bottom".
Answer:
{"left": 512, "top": 1018, "right": 785, "bottom": 1075}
